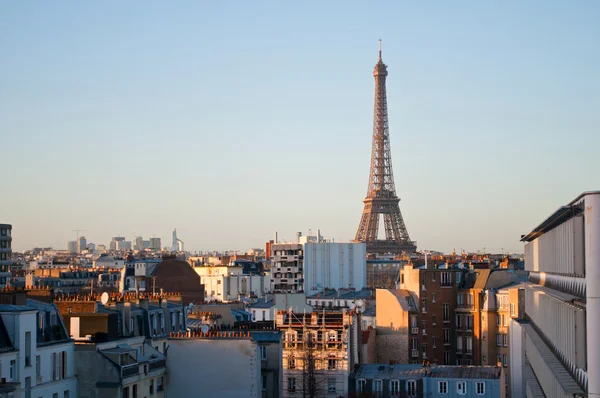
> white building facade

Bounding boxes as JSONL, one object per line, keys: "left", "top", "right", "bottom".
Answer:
{"left": 516, "top": 191, "right": 599, "bottom": 397}
{"left": 0, "top": 299, "right": 77, "bottom": 398}
{"left": 270, "top": 233, "right": 367, "bottom": 295}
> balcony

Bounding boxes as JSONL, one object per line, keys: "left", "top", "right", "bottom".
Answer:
{"left": 422, "top": 329, "right": 427, "bottom": 336}
{"left": 421, "top": 285, "right": 426, "bottom": 292}
{"left": 411, "top": 327, "right": 419, "bottom": 334}
{"left": 411, "top": 349, "right": 419, "bottom": 358}
{"left": 122, "top": 364, "right": 139, "bottom": 378}
{"left": 149, "top": 359, "right": 166, "bottom": 371}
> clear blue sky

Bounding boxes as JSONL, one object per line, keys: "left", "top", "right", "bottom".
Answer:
{"left": 2, "top": 1, "right": 598, "bottom": 253}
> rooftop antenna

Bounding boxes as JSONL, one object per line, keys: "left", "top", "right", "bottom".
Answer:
{"left": 378, "top": 39, "right": 382, "bottom": 61}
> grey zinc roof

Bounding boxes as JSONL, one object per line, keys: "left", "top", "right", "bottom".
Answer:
{"left": 249, "top": 299, "right": 274, "bottom": 309}
{"left": 353, "top": 364, "right": 424, "bottom": 380}
{"left": 428, "top": 365, "right": 502, "bottom": 380}
{"left": 338, "top": 288, "right": 373, "bottom": 300}
{"left": 307, "top": 290, "right": 338, "bottom": 300}
{"left": 0, "top": 305, "right": 37, "bottom": 312}
{"left": 353, "top": 364, "right": 503, "bottom": 381}
{"left": 249, "top": 331, "right": 282, "bottom": 343}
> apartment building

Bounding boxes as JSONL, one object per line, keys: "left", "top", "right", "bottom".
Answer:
{"left": 277, "top": 310, "right": 354, "bottom": 397}
{"left": 512, "top": 191, "right": 598, "bottom": 397}
{"left": 270, "top": 232, "right": 367, "bottom": 295}
{"left": 399, "top": 264, "right": 463, "bottom": 365}
{"left": 76, "top": 336, "right": 167, "bottom": 398}
{"left": 0, "top": 291, "right": 77, "bottom": 398}
{"left": 0, "top": 225, "right": 12, "bottom": 289}
{"left": 348, "top": 364, "right": 505, "bottom": 398}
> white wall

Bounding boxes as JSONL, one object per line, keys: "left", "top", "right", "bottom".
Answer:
{"left": 167, "top": 338, "right": 261, "bottom": 398}
{"left": 509, "top": 319, "right": 523, "bottom": 398}
{"left": 202, "top": 274, "right": 269, "bottom": 302}
{"left": 303, "top": 242, "right": 367, "bottom": 295}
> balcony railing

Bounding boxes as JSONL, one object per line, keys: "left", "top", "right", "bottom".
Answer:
{"left": 122, "top": 364, "right": 139, "bottom": 378}
{"left": 411, "top": 327, "right": 419, "bottom": 334}
{"left": 411, "top": 349, "right": 419, "bottom": 358}
{"left": 149, "top": 359, "right": 166, "bottom": 371}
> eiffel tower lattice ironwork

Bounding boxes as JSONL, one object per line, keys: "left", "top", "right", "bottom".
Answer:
{"left": 355, "top": 41, "right": 417, "bottom": 255}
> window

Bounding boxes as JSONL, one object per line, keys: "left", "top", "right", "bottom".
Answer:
{"left": 64, "top": 391, "right": 70, "bottom": 398}
{"left": 444, "top": 351, "right": 450, "bottom": 365}
{"left": 10, "top": 359, "right": 15, "bottom": 380}
{"left": 432, "top": 314, "right": 437, "bottom": 325}
{"left": 503, "top": 334, "right": 508, "bottom": 346}
{"left": 150, "top": 379, "right": 154, "bottom": 394}
{"left": 432, "top": 293, "right": 436, "bottom": 303}
{"left": 406, "top": 380, "right": 417, "bottom": 397}
{"left": 357, "top": 379, "right": 366, "bottom": 393}
{"left": 438, "top": 381, "right": 448, "bottom": 394}
{"left": 25, "top": 331, "right": 31, "bottom": 366}
{"left": 456, "top": 314, "right": 462, "bottom": 327}
{"left": 466, "top": 315, "right": 474, "bottom": 330}
{"left": 476, "top": 382, "right": 485, "bottom": 395}
{"left": 288, "top": 357, "right": 296, "bottom": 369}
{"left": 503, "top": 354, "right": 508, "bottom": 366}
{"left": 130, "top": 317, "right": 135, "bottom": 334}
{"left": 510, "top": 303, "right": 515, "bottom": 316}
{"left": 262, "top": 375, "right": 267, "bottom": 391}
{"left": 457, "top": 336, "right": 463, "bottom": 350}
{"left": 122, "top": 387, "right": 128, "bottom": 398}
{"left": 467, "top": 293, "right": 473, "bottom": 307}
{"left": 262, "top": 310, "right": 266, "bottom": 321}
{"left": 410, "top": 315, "right": 418, "bottom": 328}
{"left": 260, "top": 346, "right": 267, "bottom": 360}
{"left": 373, "top": 379, "right": 383, "bottom": 394}
{"left": 327, "top": 378, "right": 336, "bottom": 393}
{"left": 466, "top": 336, "right": 473, "bottom": 353}
{"left": 132, "top": 384, "right": 137, "bottom": 398}
{"left": 456, "top": 381, "right": 467, "bottom": 395}
{"left": 328, "top": 358, "right": 336, "bottom": 370}
{"left": 390, "top": 380, "right": 400, "bottom": 396}
{"left": 502, "top": 314, "right": 507, "bottom": 326}
{"left": 443, "top": 304, "right": 450, "bottom": 322}
{"left": 288, "top": 377, "right": 296, "bottom": 392}
{"left": 432, "top": 336, "right": 437, "bottom": 348}
{"left": 496, "top": 334, "right": 502, "bottom": 346}
{"left": 496, "top": 314, "right": 501, "bottom": 326}
{"left": 157, "top": 377, "right": 164, "bottom": 392}
{"left": 441, "top": 272, "right": 452, "bottom": 286}
{"left": 422, "top": 344, "right": 427, "bottom": 358}
{"left": 411, "top": 337, "right": 418, "bottom": 350}
{"left": 457, "top": 293, "right": 463, "bottom": 306}
{"left": 36, "top": 355, "right": 41, "bottom": 377}
{"left": 444, "top": 329, "right": 451, "bottom": 344}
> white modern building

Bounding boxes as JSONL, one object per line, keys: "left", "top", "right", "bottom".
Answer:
{"left": 514, "top": 191, "right": 599, "bottom": 397}
{"left": 66, "top": 241, "right": 77, "bottom": 254}
{"left": 271, "top": 232, "right": 367, "bottom": 295}
{"left": 0, "top": 296, "right": 77, "bottom": 398}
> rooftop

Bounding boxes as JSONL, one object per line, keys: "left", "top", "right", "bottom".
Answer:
{"left": 352, "top": 364, "right": 503, "bottom": 380}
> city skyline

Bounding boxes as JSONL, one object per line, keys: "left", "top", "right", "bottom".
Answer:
{"left": 3, "top": 2, "right": 599, "bottom": 253}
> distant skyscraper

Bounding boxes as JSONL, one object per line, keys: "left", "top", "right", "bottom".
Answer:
{"left": 87, "top": 243, "right": 96, "bottom": 251}
{"left": 171, "top": 229, "right": 184, "bottom": 252}
{"left": 67, "top": 241, "right": 78, "bottom": 253}
{"left": 110, "top": 237, "right": 125, "bottom": 251}
{"left": 355, "top": 41, "right": 416, "bottom": 255}
{"left": 77, "top": 236, "right": 87, "bottom": 253}
{"left": 149, "top": 238, "right": 161, "bottom": 251}
{"left": 0, "top": 224, "right": 12, "bottom": 268}
{"left": 116, "top": 240, "right": 132, "bottom": 251}
{"left": 135, "top": 236, "right": 143, "bottom": 251}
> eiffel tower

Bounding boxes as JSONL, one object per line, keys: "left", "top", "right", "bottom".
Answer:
{"left": 355, "top": 41, "right": 417, "bottom": 255}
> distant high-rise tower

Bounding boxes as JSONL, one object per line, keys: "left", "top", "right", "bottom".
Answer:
{"left": 355, "top": 41, "right": 416, "bottom": 255}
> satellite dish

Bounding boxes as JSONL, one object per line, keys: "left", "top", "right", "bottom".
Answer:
{"left": 356, "top": 300, "right": 364, "bottom": 308}
{"left": 100, "top": 292, "right": 109, "bottom": 305}
{"left": 201, "top": 324, "right": 209, "bottom": 334}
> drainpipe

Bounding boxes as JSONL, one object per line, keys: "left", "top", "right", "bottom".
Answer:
{"left": 586, "top": 193, "right": 600, "bottom": 397}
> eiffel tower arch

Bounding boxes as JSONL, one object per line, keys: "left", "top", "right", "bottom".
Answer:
{"left": 354, "top": 41, "right": 417, "bottom": 255}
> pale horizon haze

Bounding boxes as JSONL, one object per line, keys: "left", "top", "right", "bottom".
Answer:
{"left": 2, "top": 1, "right": 599, "bottom": 253}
